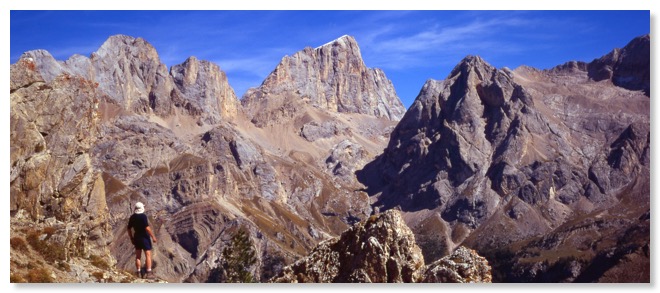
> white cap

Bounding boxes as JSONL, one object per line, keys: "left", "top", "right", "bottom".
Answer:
{"left": 134, "top": 202, "right": 145, "bottom": 214}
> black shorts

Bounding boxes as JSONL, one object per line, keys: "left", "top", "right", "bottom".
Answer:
{"left": 134, "top": 236, "right": 152, "bottom": 251}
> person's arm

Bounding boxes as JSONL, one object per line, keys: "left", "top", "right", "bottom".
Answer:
{"left": 146, "top": 226, "right": 157, "bottom": 243}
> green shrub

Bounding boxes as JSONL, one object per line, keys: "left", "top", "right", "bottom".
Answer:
{"left": 221, "top": 228, "right": 257, "bottom": 283}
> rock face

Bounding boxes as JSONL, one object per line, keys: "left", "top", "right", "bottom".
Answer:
{"left": 11, "top": 32, "right": 648, "bottom": 283}
{"left": 271, "top": 210, "right": 491, "bottom": 283}
{"left": 19, "top": 35, "right": 242, "bottom": 127}
{"left": 10, "top": 57, "right": 115, "bottom": 282}
{"left": 242, "top": 35, "right": 405, "bottom": 127}
{"left": 170, "top": 56, "right": 241, "bottom": 123}
{"left": 587, "top": 34, "right": 650, "bottom": 96}
{"left": 11, "top": 34, "right": 405, "bottom": 283}
{"left": 422, "top": 246, "right": 492, "bottom": 283}
{"left": 358, "top": 35, "right": 649, "bottom": 282}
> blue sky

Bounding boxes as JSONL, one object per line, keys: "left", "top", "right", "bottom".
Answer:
{"left": 10, "top": 11, "right": 650, "bottom": 108}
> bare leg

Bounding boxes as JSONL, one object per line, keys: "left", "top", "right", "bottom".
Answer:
{"left": 135, "top": 249, "right": 142, "bottom": 272}
{"left": 145, "top": 250, "right": 152, "bottom": 271}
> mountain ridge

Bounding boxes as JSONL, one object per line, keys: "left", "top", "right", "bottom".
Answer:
{"left": 10, "top": 33, "right": 650, "bottom": 283}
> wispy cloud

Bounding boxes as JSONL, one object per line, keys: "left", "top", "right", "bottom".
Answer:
{"left": 358, "top": 15, "right": 533, "bottom": 70}
{"left": 214, "top": 56, "right": 279, "bottom": 78}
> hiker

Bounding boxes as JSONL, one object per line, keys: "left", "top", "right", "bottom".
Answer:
{"left": 127, "top": 202, "right": 158, "bottom": 278}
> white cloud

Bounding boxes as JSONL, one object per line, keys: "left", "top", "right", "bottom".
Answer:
{"left": 358, "top": 16, "right": 533, "bottom": 70}
{"left": 214, "top": 56, "right": 279, "bottom": 78}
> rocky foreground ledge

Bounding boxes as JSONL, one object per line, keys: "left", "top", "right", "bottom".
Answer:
{"left": 271, "top": 210, "right": 491, "bottom": 283}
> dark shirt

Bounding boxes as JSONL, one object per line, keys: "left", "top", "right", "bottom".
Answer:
{"left": 128, "top": 213, "right": 149, "bottom": 238}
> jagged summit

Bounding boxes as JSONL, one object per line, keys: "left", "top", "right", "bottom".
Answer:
{"left": 15, "top": 34, "right": 244, "bottom": 126}
{"left": 315, "top": 34, "right": 355, "bottom": 49}
{"left": 10, "top": 32, "right": 649, "bottom": 283}
{"left": 271, "top": 209, "right": 492, "bottom": 283}
{"left": 587, "top": 34, "right": 649, "bottom": 95}
{"left": 241, "top": 35, "right": 405, "bottom": 127}
{"left": 358, "top": 36, "right": 649, "bottom": 282}
{"left": 170, "top": 56, "right": 241, "bottom": 122}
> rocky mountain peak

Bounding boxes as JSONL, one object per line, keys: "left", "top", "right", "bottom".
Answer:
{"left": 93, "top": 34, "right": 158, "bottom": 60}
{"left": 241, "top": 35, "right": 405, "bottom": 127}
{"left": 90, "top": 34, "right": 174, "bottom": 115}
{"left": 19, "top": 50, "right": 65, "bottom": 82}
{"left": 359, "top": 35, "right": 649, "bottom": 282}
{"left": 170, "top": 56, "right": 241, "bottom": 122}
{"left": 450, "top": 55, "right": 491, "bottom": 74}
{"left": 313, "top": 34, "right": 363, "bottom": 61}
{"left": 587, "top": 34, "right": 649, "bottom": 95}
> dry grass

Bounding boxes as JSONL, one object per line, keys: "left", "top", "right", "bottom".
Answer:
{"left": 25, "top": 267, "right": 54, "bottom": 283}
{"left": 92, "top": 271, "right": 105, "bottom": 281}
{"left": 89, "top": 255, "right": 111, "bottom": 270}
{"left": 42, "top": 226, "right": 57, "bottom": 236}
{"left": 10, "top": 274, "right": 26, "bottom": 283}
{"left": 57, "top": 261, "right": 71, "bottom": 272}
{"left": 26, "top": 229, "right": 66, "bottom": 263}
{"left": 10, "top": 236, "right": 29, "bottom": 253}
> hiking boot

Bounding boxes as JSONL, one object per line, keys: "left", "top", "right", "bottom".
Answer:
{"left": 136, "top": 271, "right": 142, "bottom": 279}
{"left": 144, "top": 271, "right": 155, "bottom": 280}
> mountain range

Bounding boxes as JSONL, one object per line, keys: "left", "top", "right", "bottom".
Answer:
{"left": 9, "top": 33, "right": 649, "bottom": 283}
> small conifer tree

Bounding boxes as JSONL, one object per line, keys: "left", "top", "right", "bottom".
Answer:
{"left": 221, "top": 228, "right": 257, "bottom": 283}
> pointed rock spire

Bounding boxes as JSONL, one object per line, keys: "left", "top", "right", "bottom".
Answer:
{"left": 241, "top": 35, "right": 405, "bottom": 127}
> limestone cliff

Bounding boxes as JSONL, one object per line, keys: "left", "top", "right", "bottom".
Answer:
{"left": 10, "top": 56, "right": 116, "bottom": 282}
{"left": 241, "top": 35, "right": 405, "bottom": 127}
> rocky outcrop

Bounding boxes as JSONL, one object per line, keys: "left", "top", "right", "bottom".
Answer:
{"left": 587, "top": 34, "right": 650, "bottom": 96}
{"left": 242, "top": 35, "right": 405, "bottom": 127}
{"left": 272, "top": 210, "right": 417, "bottom": 282}
{"left": 170, "top": 56, "right": 241, "bottom": 123}
{"left": 325, "top": 139, "right": 368, "bottom": 185}
{"left": 10, "top": 56, "right": 115, "bottom": 282}
{"left": 271, "top": 210, "right": 491, "bottom": 283}
{"left": 422, "top": 246, "right": 492, "bottom": 283}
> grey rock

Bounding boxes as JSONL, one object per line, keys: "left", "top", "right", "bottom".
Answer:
{"left": 588, "top": 34, "right": 650, "bottom": 95}
{"left": 242, "top": 35, "right": 405, "bottom": 127}
{"left": 171, "top": 56, "right": 241, "bottom": 124}
{"left": 271, "top": 210, "right": 425, "bottom": 283}
{"left": 300, "top": 121, "right": 348, "bottom": 142}
{"left": 422, "top": 246, "right": 492, "bottom": 283}
{"left": 91, "top": 35, "right": 175, "bottom": 115}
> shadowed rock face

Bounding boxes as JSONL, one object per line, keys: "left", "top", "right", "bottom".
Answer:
{"left": 358, "top": 36, "right": 649, "bottom": 282}
{"left": 241, "top": 35, "right": 405, "bottom": 127}
{"left": 587, "top": 34, "right": 649, "bottom": 96}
